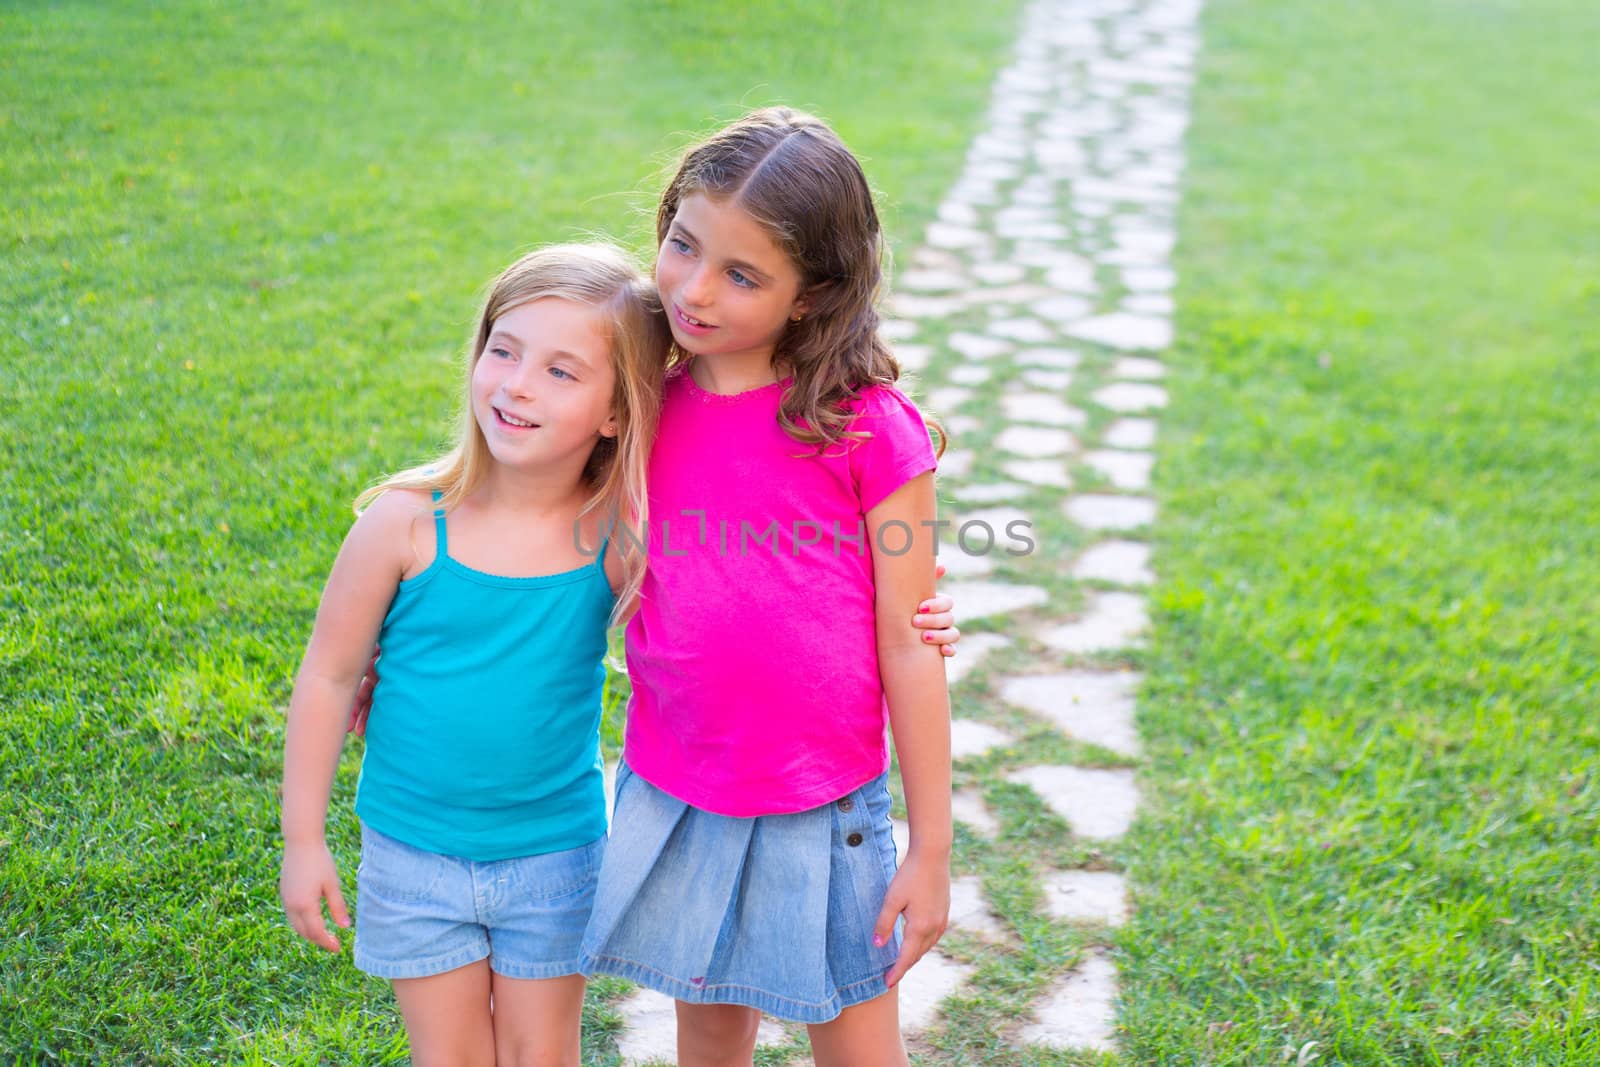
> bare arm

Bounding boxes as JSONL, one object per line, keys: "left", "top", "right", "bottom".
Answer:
{"left": 865, "top": 471, "right": 953, "bottom": 986}
{"left": 279, "top": 492, "right": 414, "bottom": 951}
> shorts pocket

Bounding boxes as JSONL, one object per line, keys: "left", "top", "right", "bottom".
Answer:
{"left": 508, "top": 836, "right": 604, "bottom": 903}
{"left": 358, "top": 825, "right": 449, "bottom": 905}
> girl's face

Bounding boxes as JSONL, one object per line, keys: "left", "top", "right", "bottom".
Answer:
{"left": 471, "top": 297, "right": 618, "bottom": 474}
{"left": 655, "top": 192, "right": 808, "bottom": 367}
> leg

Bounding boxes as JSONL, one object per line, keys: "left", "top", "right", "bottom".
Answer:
{"left": 391, "top": 960, "right": 496, "bottom": 1067}
{"left": 676, "top": 1000, "right": 763, "bottom": 1067}
{"left": 807, "top": 988, "right": 907, "bottom": 1067}
{"left": 489, "top": 972, "right": 587, "bottom": 1067}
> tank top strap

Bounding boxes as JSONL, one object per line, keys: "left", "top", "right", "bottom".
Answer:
{"left": 430, "top": 489, "right": 448, "bottom": 558}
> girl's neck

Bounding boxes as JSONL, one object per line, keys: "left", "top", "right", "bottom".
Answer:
{"left": 687, "top": 349, "right": 785, "bottom": 396}
{"left": 478, "top": 462, "right": 590, "bottom": 516}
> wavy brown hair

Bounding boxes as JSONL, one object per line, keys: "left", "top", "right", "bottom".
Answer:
{"left": 658, "top": 107, "right": 943, "bottom": 455}
{"left": 357, "top": 243, "right": 669, "bottom": 621}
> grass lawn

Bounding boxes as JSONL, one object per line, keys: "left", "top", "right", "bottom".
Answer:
{"left": 0, "top": 2, "right": 1022, "bottom": 1061}
{"left": 1125, "top": 0, "right": 1600, "bottom": 1062}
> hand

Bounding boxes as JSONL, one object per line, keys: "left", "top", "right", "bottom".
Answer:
{"left": 280, "top": 840, "right": 351, "bottom": 953}
{"left": 347, "top": 646, "right": 380, "bottom": 735}
{"left": 872, "top": 848, "right": 951, "bottom": 987}
{"left": 913, "top": 564, "right": 961, "bottom": 659}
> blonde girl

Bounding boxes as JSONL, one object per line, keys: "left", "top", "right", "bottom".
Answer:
{"left": 279, "top": 244, "right": 666, "bottom": 1066}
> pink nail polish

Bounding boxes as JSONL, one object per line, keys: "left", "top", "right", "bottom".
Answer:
{"left": 873, "top": 934, "right": 886, "bottom": 947}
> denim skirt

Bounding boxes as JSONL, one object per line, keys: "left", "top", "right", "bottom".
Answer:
{"left": 577, "top": 763, "right": 902, "bottom": 1022}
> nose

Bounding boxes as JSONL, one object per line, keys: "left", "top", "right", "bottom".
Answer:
{"left": 681, "top": 263, "right": 714, "bottom": 309}
{"left": 502, "top": 358, "right": 538, "bottom": 399}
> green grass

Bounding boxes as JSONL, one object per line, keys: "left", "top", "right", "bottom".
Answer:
{"left": 1124, "top": 0, "right": 1600, "bottom": 1062}
{"left": 0, "top": 2, "right": 1022, "bottom": 1061}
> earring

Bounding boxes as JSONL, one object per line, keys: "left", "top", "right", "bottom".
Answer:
{"left": 790, "top": 313, "right": 803, "bottom": 323}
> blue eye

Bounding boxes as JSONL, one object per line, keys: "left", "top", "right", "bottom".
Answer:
{"left": 670, "top": 236, "right": 691, "bottom": 255}
{"left": 728, "top": 269, "right": 756, "bottom": 289}
{"left": 549, "top": 366, "right": 574, "bottom": 381}
{"left": 490, "top": 346, "right": 514, "bottom": 360}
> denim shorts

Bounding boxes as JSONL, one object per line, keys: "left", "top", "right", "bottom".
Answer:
{"left": 353, "top": 824, "right": 604, "bottom": 981}
{"left": 578, "top": 764, "right": 902, "bottom": 1022}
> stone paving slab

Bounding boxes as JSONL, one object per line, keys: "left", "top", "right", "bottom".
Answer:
{"left": 1009, "top": 765, "right": 1140, "bottom": 839}
{"left": 1000, "top": 670, "right": 1141, "bottom": 756}
{"left": 1063, "top": 493, "right": 1157, "bottom": 531}
{"left": 1044, "top": 869, "right": 1130, "bottom": 926}
{"left": 1072, "top": 539, "right": 1154, "bottom": 585}
{"left": 1040, "top": 590, "right": 1149, "bottom": 653}
{"left": 1019, "top": 950, "right": 1119, "bottom": 1051}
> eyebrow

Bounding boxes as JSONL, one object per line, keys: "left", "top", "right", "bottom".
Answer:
{"left": 672, "top": 222, "right": 776, "bottom": 285}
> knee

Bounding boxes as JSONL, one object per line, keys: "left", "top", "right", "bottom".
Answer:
{"left": 678, "top": 1002, "right": 762, "bottom": 1059}
{"left": 493, "top": 1037, "right": 578, "bottom": 1067}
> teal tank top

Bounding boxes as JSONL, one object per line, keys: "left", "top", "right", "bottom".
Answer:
{"left": 354, "top": 495, "right": 614, "bottom": 861}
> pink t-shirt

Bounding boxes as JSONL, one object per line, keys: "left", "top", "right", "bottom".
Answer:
{"left": 622, "top": 368, "right": 938, "bottom": 816}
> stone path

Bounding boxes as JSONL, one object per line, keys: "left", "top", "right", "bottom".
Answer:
{"left": 604, "top": 0, "right": 1199, "bottom": 1059}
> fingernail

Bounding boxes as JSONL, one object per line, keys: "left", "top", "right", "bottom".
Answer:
{"left": 873, "top": 934, "right": 886, "bottom": 947}
{"left": 922, "top": 633, "right": 932, "bottom": 641}
{"left": 919, "top": 602, "right": 930, "bottom": 612}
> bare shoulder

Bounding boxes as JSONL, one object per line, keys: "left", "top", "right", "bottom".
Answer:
{"left": 349, "top": 488, "right": 439, "bottom": 578}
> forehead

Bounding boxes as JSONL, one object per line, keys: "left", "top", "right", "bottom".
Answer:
{"left": 671, "top": 192, "right": 795, "bottom": 272}
{"left": 489, "top": 298, "right": 611, "bottom": 361}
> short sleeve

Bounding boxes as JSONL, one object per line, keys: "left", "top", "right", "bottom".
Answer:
{"left": 846, "top": 385, "right": 939, "bottom": 513}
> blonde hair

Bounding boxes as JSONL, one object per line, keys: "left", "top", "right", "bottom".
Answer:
{"left": 358, "top": 243, "right": 669, "bottom": 620}
{"left": 658, "top": 107, "right": 944, "bottom": 457}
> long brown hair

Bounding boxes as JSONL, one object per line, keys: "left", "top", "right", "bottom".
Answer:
{"left": 657, "top": 107, "right": 942, "bottom": 455}
{"left": 357, "top": 243, "right": 669, "bottom": 620}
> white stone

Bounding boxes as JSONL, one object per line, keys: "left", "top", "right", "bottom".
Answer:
{"left": 1045, "top": 258, "right": 1099, "bottom": 293}
{"left": 1041, "top": 592, "right": 1149, "bottom": 654}
{"left": 1043, "top": 870, "right": 1130, "bottom": 926}
{"left": 1000, "top": 671, "right": 1141, "bottom": 756}
{"left": 938, "top": 448, "right": 975, "bottom": 479}
{"left": 946, "top": 415, "right": 981, "bottom": 436}
{"left": 897, "top": 951, "right": 976, "bottom": 1033}
{"left": 1110, "top": 355, "right": 1165, "bottom": 379}
{"left": 892, "top": 818, "right": 910, "bottom": 861}
{"left": 947, "top": 331, "right": 1013, "bottom": 361}
{"left": 988, "top": 317, "right": 1057, "bottom": 343}
{"left": 944, "top": 631, "right": 1011, "bottom": 687}
{"left": 971, "top": 261, "right": 1026, "bottom": 285}
{"left": 962, "top": 282, "right": 1057, "bottom": 307}
{"left": 1021, "top": 368, "right": 1073, "bottom": 390}
{"left": 1003, "top": 459, "right": 1072, "bottom": 489}
{"left": 958, "top": 505, "right": 1032, "bottom": 541}
{"left": 889, "top": 293, "right": 963, "bottom": 320}
{"left": 1063, "top": 494, "right": 1157, "bottom": 531}
{"left": 1032, "top": 297, "right": 1099, "bottom": 325}
{"left": 1083, "top": 449, "right": 1154, "bottom": 489}
{"left": 913, "top": 246, "right": 966, "bottom": 272}
{"left": 1102, "top": 418, "right": 1157, "bottom": 449}
{"left": 934, "top": 540, "right": 993, "bottom": 578}
{"left": 1122, "top": 265, "right": 1176, "bottom": 292}
{"left": 996, "top": 425, "right": 1077, "bottom": 458}
{"left": 880, "top": 318, "right": 917, "bottom": 342}
{"left": 1015, "top": 346, "right": 1081, "bottom": 369}
{"left": 951, "top": 718, "right": 1014, "bottom": 759}
{"left": 1020, "top": 950, "right": 1119, "bottom": 1051}
{"left": 1091, "top": 382, "right": 1168, "bottom": 412}
{"left": 928, "top": 386, "right": 972, "bottom": 414}
{"left": 949, "top": 875, "right": 1008, "bottom": 941}
{"left": 1008, "top": 765, "right": 1140, "bottom": 839}
{"left": 947, "top": 364, "right": 992, "bottom": 385}
{"left": 895, "top": 343, "right": 933, "bottom": 372}
{"left": 940, "top": 580, "right": 1047, "bottom": 620}
{"left": 614, "top": 988, "right": 785, "bottom": 1065}
{"left": 925, "top": 221, "right": 991, "bottom": 250}
{"left": 604, "top": 761, "right": 618, "bottom": 822}
{"left": 1072, "top": 540, "right": 1153, "bottom": 585}
{"left": 1122, "top": 292, "right": 1176, "bottom": 316}
{"left": 937, "top": 200, "right": 981, "bottom": 227}
{"left": 996, "top": 218, "right": 1070, "bottom": 241}
{"left": 1067, "top": 312, "right": 1173, "bottom": 351}
{"left": 952, "top": 789, "right": 1001, "bottom": 836}
{"left": 1002, "top": 393, "right": 1085, "bottom": 427}
{"left": 898, "top": 268, "right": 968, "bottom": 293}
{"left": 952, "top": 482, "right": 1028, "bottom": 504}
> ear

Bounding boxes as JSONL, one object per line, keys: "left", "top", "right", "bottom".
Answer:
{"left": 599, "top": 412, "right": 619, "bottom": 439}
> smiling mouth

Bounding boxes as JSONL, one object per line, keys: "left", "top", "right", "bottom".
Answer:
{"left": 674, "top": 305, "right": 714, "bottom": 329}
{"left": 495, "top": 408, "right": 539, "bottom": 429}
